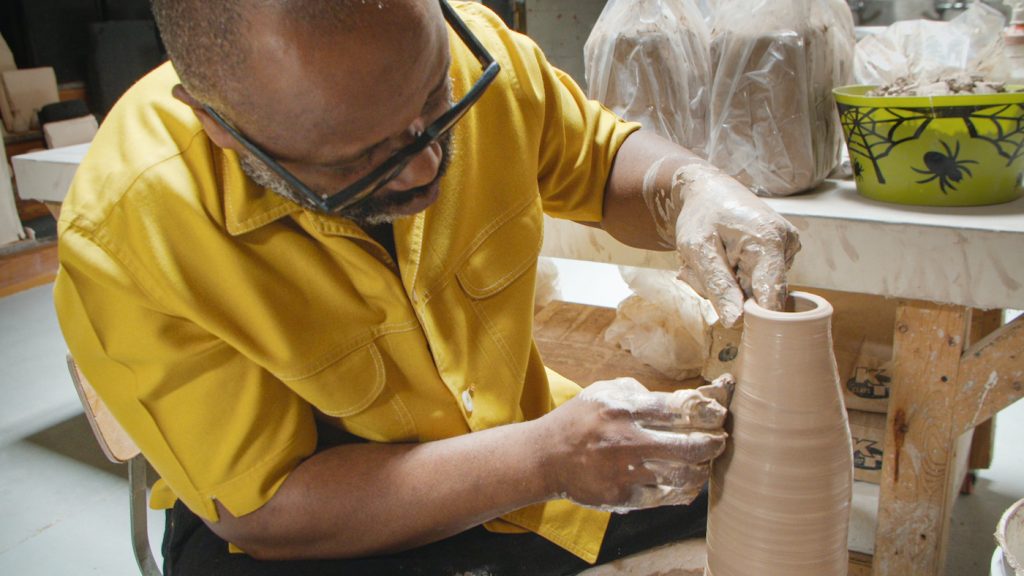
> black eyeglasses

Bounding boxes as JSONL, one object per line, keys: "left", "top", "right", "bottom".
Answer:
{"left": 204, "top": 0, "right": 500, "bottom": 214}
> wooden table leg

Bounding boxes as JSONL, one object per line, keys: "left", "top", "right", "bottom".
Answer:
{"left": 954, "top": 312, "right": 1024, "bottom": 434}
{"left": 873, "top": 300, "right": 969, "bottom": 576}
{"left": 873, "top": 304, "right": 1024, "bottom": 576}
{"left": 964, "top": 309, "right": 1004, "bottom": 484}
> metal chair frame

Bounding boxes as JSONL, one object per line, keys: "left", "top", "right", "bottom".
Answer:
{"left": 67, "top": 356, "right": 162, "bottom": 576}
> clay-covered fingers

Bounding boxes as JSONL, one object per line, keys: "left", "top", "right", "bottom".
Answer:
{"left": 640, "top": 428, "right": 728, "bottom": 465}
{"left": 696, "top": 373, "right": 735, "bottom": 409}
{"left": 669, "top": 162, "right": 800, "bottom": 327}
{"left": 623, "top": 461, "right": 708, "bottom": 508}
{"left": 631, "top": 374, "right": 734, "bottom": 432}
{"left": 630, "top": 388, "right": 728, "bottom": 432}
{"left": 676, "top": 234, "right": 745, "bottom": 328}
{"left": 582, "top": 377, "right": 730, "bottom": 434}
{"left": 737, "top": 221, "right": 802, "bottom": 312}
{"left": 552, "top": 376, "right": 728, "bottom": 512}
{"left": 642, "top": 459, "right": 709, "bottom": 488}
{"left": 627, "top": 474, "right": 707, "bottom": 508}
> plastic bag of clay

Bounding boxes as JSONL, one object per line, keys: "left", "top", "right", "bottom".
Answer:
{"left": 534, "top": 256, "right": 561, "bottom": 313}
{"left": 705, "top": 0, "right": 855, "bottom": 196}
{"left": 584, "top": 0, "right": 713, "bottom": 157}
{"left": 854, "top": 2, "right": 1009, "bottom": 86}
{"left": 694, "top": 0, "right": 719, "bottom": 25}
{"left": 603, "top": 266, "right": 718, "bottom": 380}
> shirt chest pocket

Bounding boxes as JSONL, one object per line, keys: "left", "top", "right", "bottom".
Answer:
{"left": 455, "top": 198, "right": 544, "bottom": 300}
{"left": 448, "top": 199, "right": 543, "bottom": 387}
{"left": 282, "top": 342, "right": 416, "bottom": 443}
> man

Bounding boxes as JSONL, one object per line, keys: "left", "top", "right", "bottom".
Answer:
{"left": 54, "top": 0, "right": 800, "bottom": 574}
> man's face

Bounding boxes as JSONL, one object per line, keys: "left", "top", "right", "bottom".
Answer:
{"left": 238, "top": 123, "right": 454, "bottom": 225}
{"left": 225, "top": 0, "right": 452, "bottom": 225}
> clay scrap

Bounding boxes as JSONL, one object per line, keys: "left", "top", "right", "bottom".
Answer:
{"left": 868, "top": 74, "right": 1011, "bottom": 97}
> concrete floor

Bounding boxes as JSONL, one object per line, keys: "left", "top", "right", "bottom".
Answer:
{"left": 1, "top": 261, "right": 1021, "bottom": 575}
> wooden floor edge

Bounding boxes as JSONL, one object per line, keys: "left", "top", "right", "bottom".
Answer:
{"left": 0, "top": 242, "right": 59, "bottom": 298}
{"left": 0, "top": 274, "right": 56, "bottom": 298}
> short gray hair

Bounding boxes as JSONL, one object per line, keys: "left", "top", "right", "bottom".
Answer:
{"left": 151, "top": 0, "right": 375, "bottom": 120}
{"left": 151, "top": 0, "right": 247, "bottom": 114}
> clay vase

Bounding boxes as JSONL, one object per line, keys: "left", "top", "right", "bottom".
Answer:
{"left": 705, "top": 292, "right": 853, "bottom": 576}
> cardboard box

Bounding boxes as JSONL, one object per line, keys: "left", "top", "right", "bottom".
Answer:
{"left": 42, "top": 114, "right": 97, "bottom": 148}
{"left": 0, "top": 67, "right": 59, "bottom": 133}
{"left": 848, "top": 409, "right": 887, "bottom": 484}
{"left": 829, "top": 289, "right": 898, "bottom": 414}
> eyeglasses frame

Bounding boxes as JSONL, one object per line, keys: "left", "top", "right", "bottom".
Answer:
{"left": 202, "top": 0, "right": 501, "bottom": 214}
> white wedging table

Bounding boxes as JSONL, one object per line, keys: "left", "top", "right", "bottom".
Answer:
{"left": 14, "top": 144, "right": 1024, "bottom": 576}
{"left": 544, "top": 179, "right": 1024, "bottom": 313}
{"left": 544, "top": 179, "right": 1024, "bottom": 576}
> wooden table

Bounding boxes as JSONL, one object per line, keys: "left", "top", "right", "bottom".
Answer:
{"left": 543, "top": 179, "right": 1024, "bottom": 576}
{"left": 14, "top": 144, "right": 1024, "bottom": 575}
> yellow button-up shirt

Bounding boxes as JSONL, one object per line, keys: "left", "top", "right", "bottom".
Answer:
{"left": 54, "top": 2, "right": 640, "bottom": 563}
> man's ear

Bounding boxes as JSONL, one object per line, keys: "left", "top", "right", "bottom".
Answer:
{"left": 172, "top": 84, "right": 243, "bottom": 153}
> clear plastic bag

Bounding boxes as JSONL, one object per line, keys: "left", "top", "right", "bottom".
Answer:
{"left": 695, "top": 0, "right": 719, "bottom": 25}
{"left": 603, "top": 267, "right": 718, "bottom": 380}
{"left": 584, "top": 0, "right": 713, "bottom": 158}
{"left": 705, "top": 0, "right": 855, "bottom": 196}
{"left": 854, "top": 2, "right": 1009, "bottom": 86}
{"left": 534, "top": 256, "right": 562, "bottom": 313}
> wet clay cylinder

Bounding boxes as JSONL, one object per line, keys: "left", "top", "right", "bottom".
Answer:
{"left": 705, "top": 292, "right": 853, "bottom": 576}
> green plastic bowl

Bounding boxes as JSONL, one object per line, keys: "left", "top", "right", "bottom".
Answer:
{"left": 833, "top": 85, "right": 1024, "bottom": 206}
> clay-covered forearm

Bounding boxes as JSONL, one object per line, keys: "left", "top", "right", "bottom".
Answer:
{"left": 600, "top": 129, "right": 801, "bottom": 326}
{"left": 598, "top": 130, "right": 704, "bottom": 251}
{"left": 203, "top": 374, "right": 734, "bottom": 561}
{"left": 205, "top": 420, "right": 553, "bottom": 561}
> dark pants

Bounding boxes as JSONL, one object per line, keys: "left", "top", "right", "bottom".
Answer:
{"left": 162, "top": 488, "right": 708, "bottom": 576}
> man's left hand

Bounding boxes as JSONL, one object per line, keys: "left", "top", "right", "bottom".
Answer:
{"left": 671, "top": 164, "right": 801, "bottom": 327}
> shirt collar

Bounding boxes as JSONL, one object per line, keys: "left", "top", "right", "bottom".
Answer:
{"left": 219, "top": 147, "right": 302, "bottom": 236}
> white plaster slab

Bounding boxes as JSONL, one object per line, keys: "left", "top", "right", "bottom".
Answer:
{"left": 0, "top": 137, "right": 25, "bottom": 245}
{"left": 11, "top": 143, "right": 89, "bottom": 204}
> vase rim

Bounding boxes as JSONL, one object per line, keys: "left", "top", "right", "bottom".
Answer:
{"left": 743, "top": 291, "right": 833, "bottom": 322}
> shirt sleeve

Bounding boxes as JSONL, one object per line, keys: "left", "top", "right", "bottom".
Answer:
{"left": 512, "top": 32, "right": 642, "bottom": 222}
{"left": 54, "top": 223, "right": 317, "bottom": 522}
{"left": 454, "top": 2, "right": 640, "bottom": 221}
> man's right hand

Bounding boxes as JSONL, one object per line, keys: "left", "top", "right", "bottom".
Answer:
{"left": 200, "top": 373, "right": 733, "bottom": 561}
{"left": 537, "top": 374, "right": 734, "bottom": 512}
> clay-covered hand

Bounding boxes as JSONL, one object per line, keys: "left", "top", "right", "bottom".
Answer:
{"left": 538, "top": 374, "right": 734, "bottom": 512}
{"left": 642, "top": 158, "right": 801, "bottom": 327}
{"left": 673, "top": 164, "right": 801, "bottom": 327}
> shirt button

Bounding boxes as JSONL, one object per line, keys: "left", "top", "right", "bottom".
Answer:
{"left": 461, "top": 389, "right": 474, "bottom": 414}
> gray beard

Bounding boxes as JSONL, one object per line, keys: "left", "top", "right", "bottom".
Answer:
{"left": 238, "top": 129, "right": 454, "bottom": 227}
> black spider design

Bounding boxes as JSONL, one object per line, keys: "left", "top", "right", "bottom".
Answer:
{"left": 852, "top": 158, "right": 864, "bottom": 180}
{"left": 912, "top": 140, "right": 978, "bottom": 195}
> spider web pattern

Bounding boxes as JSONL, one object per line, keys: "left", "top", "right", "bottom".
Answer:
{"left": 838, "top": 105, "right": 932, "bottom": 184}
{"left": 840, "top": 102, "right": 1024, "bottom": 183}
{"left": 961, "top": 104, "right": 1024, "bottom": 166}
